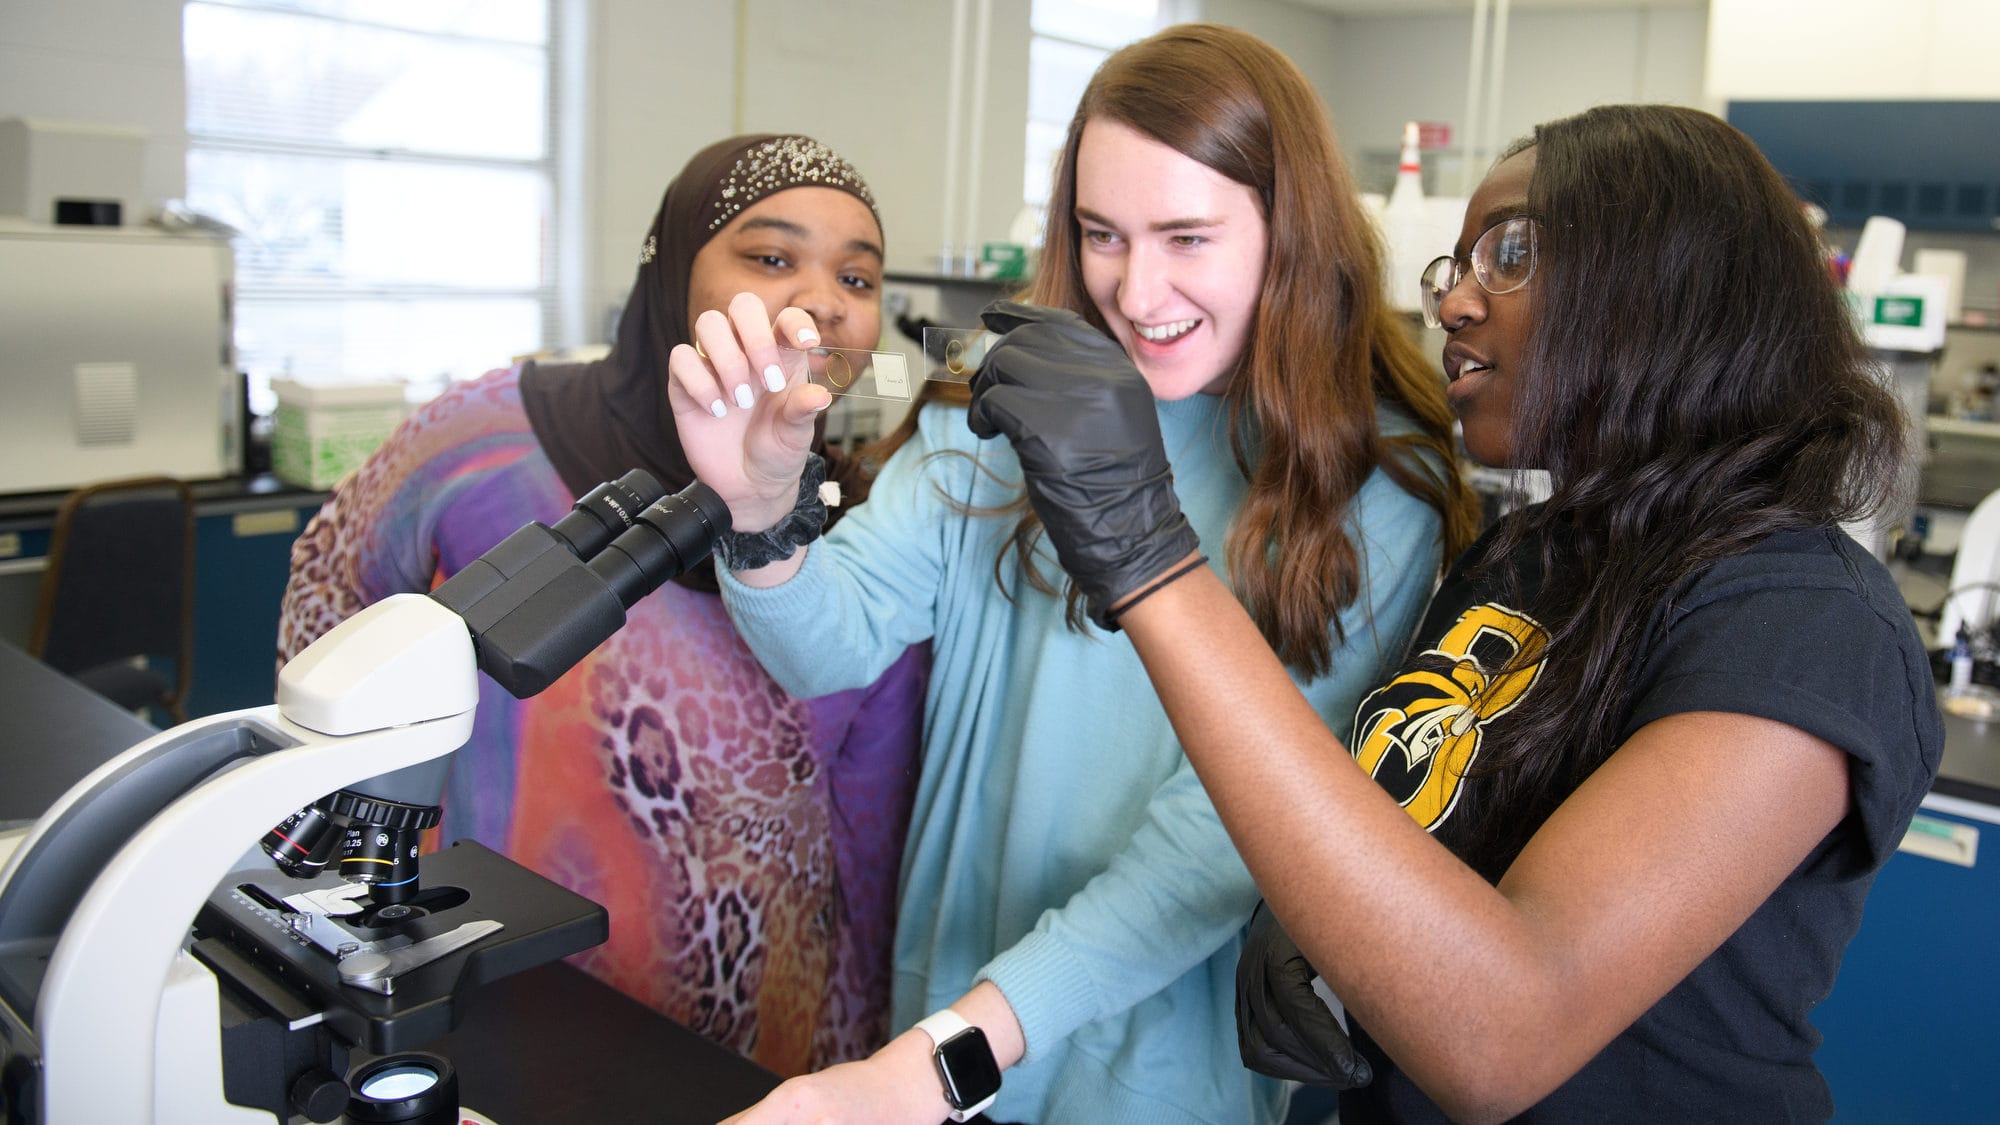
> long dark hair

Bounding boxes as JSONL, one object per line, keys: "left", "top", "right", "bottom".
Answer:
{"left": 1462, "top": 104, "right": 1907, "bottom": 872}
{"left": 1026, "top": 23, "right": 1476, "bottom": 674}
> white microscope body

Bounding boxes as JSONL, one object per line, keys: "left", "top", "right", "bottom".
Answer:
{"left": 15, "top": 595, "right": 475, "bottom": 1124}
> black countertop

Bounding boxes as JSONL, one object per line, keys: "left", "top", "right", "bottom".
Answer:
{"left": 1934, "top": 704, "right": 2000, "bottom": 806}
{"left": 0, "top": 638, "right": 155, "bottom": 824}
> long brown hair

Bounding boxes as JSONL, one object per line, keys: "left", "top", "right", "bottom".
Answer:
{"left": 870, "top": 23, "right": 1476, "bottom": 674}
{"left": 1048, "top": 26, "right": 1472, "bottom": 668}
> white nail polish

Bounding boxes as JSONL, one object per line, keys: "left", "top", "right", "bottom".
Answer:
{"left": 796, "top": 328, "right": 820, "bottom": 346}
{"left": 709, "top": 400, "right": 727, "bottom": 419}
{"left": 734, "top": 384, "right": 754, "bottom": 410}
{"left": 763, "top": 365, "right": 785, "bottom": 393}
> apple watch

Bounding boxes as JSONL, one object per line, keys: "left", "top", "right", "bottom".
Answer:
{"left": 914, "top": 1008, "right": 1002, "bottom": 1122}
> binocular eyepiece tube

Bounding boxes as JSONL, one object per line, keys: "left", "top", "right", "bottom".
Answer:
{"left": 267, "top": 469, "right": 731, "bottom": 904}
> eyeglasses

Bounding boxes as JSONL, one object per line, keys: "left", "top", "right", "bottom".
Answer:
{"left": 1418, "top": 216, "right": 1538, "bottom": 329}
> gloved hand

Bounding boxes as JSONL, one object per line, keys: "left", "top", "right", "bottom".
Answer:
{"left": 1236, "top": 901, "right": 1373, "bottom": 1089}
{"left": 965, "top": 300, "right": 1201, "bottom": 630}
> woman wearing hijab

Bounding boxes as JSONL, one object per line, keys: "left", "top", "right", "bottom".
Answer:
{"left": 277, "top": 134, "right": 928, "bottom": 1076}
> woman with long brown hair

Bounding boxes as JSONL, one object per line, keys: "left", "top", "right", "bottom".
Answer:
{"left": 681, "top": 25, "right": 1473, "bottom": 1124}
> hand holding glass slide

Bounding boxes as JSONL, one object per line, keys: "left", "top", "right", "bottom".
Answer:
{"left": 665, "top": 292, "right": 984, "bottom": 536}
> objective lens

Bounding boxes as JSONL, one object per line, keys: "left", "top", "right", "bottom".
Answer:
{"left": 340, "top": 824, "right": 421, "bottom": 904}
{"left": 262, "top": 803, "right": 340, "bottom": 874}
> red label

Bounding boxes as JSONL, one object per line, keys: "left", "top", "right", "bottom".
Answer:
{"left": 1417, "top": 121, "right": 1452, "bottom": 150}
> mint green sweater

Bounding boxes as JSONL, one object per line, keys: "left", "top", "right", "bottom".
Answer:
{"left": 722, "top": 393, "right": 1444, "bottom": 1124}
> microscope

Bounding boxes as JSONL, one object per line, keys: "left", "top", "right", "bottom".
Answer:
{"left": 0, "top": 470, "right": 730, "bottom": 1124}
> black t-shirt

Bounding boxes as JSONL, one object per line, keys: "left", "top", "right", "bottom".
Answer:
{"left": 1338, "top": 518, "right": 1943, "bottom": 1124}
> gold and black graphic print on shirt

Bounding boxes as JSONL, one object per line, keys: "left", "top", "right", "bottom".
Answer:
{"left": 1351, "top": 604, "right": 1549, "bottom": 831}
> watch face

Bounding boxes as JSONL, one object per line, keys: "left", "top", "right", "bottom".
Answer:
{"left": 935, "top": 1027, "right": 1003, "bottom": 1110}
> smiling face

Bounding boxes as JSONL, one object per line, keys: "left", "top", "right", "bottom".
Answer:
{"left": 1438, "top": 147, "right": 1537, "bottom": 467}
{"left": 685, "top": 186, "right": 884, "bottom": 351}
{"left": 1072, "top": 118, "right": 1270, "bottom": 400}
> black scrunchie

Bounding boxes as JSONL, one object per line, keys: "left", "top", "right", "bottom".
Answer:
{"left": 712, "top": 453, "right": 829, "bottom": 572}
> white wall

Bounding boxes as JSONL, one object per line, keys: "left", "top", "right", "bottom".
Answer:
{"left": 0, "top": 0, "right": 187, "bottom": 209}
{"left": 570, "top": 0, "right": 1038, "bottom": 338}
{"left": 1, "top": 0, "right": 1718, "bottom": 350}
{"left": 1707, "top": 0, "right": 2000, "bottom": 103}
{"left": 1320, "top": 5, "right": 1708, "bottom": 193}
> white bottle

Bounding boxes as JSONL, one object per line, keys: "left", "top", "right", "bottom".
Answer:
{"left": 1950, "top": 626, "right": 1975, "bottom": 695}
{"left": 1383, "top": 121, "right": 1427, "bottom": 313}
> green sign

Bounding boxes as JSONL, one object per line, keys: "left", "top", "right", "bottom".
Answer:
{"left": 981, "top": 242, "right": 1028, "bottom": 280}
{"left": 1872, "top": 295, "right": 1925, "bottom": 327}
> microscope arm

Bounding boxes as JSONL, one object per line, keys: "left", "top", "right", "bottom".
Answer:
{"left": 10, "top": 594, "right": 476, "bottom": 1124}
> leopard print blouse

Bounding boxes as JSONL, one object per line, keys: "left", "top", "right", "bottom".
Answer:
{"left": 277, "top": 367, "right": 926, "bottom": 1075}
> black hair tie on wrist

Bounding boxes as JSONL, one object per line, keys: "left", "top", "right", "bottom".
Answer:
{"left": 713, "top": 453, "right": 829, "bottom": 572}
{"left": 1106, "top": 555, "right": 1209, "bottom": 627}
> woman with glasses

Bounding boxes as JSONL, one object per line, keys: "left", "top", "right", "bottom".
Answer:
{"left": 968, "top": 103, "right": 1941, "bottom": 1121}
{"left": 677, "top": 23, "right": 1478, "bottom": 1125}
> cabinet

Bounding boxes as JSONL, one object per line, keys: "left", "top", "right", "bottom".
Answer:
{"left": 186, "top": 493, "right": 326, "bottom": 716}
{"left": 1726, "top": 101, "right": 2000, "bottom": 234}
{"left": 0, "top": 482, "right": 326, "bottom": 723}
{"left": 1811, "top": 793, "right": 2000, "bottom": 1122}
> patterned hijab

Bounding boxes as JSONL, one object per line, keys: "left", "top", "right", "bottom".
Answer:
{"left": 520, "top": 134, "right": 881, "bottom": 591}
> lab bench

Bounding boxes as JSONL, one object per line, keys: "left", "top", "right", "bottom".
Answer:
{"left": 0, "top": 475, "right": 328, "bottom": 720}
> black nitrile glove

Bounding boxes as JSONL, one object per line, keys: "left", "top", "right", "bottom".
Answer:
{"left": 1236, "top": 901, "right": 1373, "bottom": 1089}
{"left": 966, "top": 300, "right": 1200, "bottom": 630}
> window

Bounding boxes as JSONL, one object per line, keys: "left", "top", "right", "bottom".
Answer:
{"left": 1022, "top": 0, "right": 1182, "bottom": 216}
{"left": 183, "top": 0, "right": 558, "bottom": 411}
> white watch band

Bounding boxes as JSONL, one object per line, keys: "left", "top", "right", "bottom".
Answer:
{"left": 914, "top": 1007, "right": 975, "bottom": 1046}
{"left": 914, "top": 1008, "right": 997, "bottom": 1122}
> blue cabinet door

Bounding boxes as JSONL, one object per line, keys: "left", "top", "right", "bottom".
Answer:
{"left": 1812, "top": 797, "right": 2000, "bottom": 1123}
{"left": 188, "top": 500, "right": 321, "bottom": 718}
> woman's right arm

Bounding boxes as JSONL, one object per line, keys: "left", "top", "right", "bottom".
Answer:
{"left": 967, "top": 305, "right": 1854, "bottom": 1121}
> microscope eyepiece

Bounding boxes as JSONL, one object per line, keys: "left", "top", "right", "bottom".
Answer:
{"left": 588, "top": 481, "right": 732, "bottom": 609}
{"left": 548, "top": 468, "right": 665, "bottom": 560}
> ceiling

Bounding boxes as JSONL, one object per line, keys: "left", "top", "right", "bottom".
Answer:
{"left": 1285, "top": 0, "right": 1706, "bottom": 15}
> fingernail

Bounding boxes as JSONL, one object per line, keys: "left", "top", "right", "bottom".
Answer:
{"left": 796, "top": 328, "right": 819, "bottom": 346}
{"left": 734, "top": 384, "right": 754, "bottom": 410}
{"left": 809, "top": 397, "right": 832, "bottom": 413}
{"left": 709, "top": 399, "right": 727, "bottom": 419}
{"left": 763, "top": 364, "right": 785, "bottom": 393}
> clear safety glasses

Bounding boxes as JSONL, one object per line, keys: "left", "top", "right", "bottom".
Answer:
{"left": 1418, "top": 216, "right": 1538, "bottom": 329}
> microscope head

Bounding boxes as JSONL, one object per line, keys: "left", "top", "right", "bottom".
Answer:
{"left": 264, "top": 470, "right": 729, "bottom": 907}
